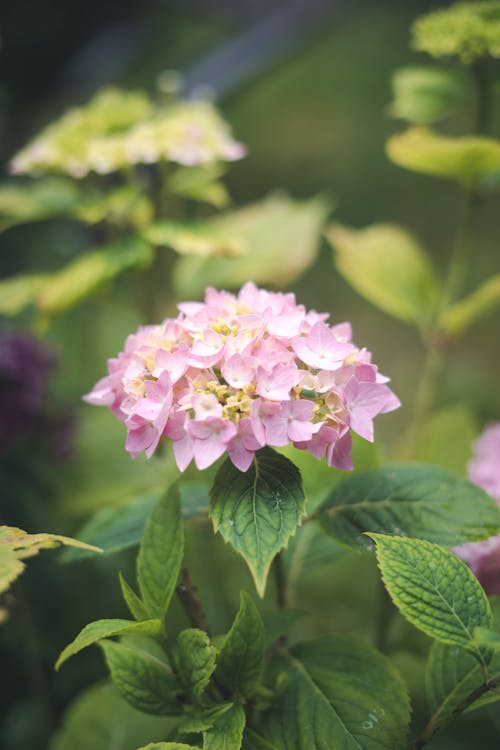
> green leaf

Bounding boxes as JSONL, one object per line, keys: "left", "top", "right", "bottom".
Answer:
{"left": 173, "top": 195, "right": 330, "bottom": 297}
{"left": 0, "top": 178, "right": 82, "bottom": 232}
{"left": 119, "top": 572, "right": 150, "bottom": 621}
{"left": 178, "top": 704, "right": 233, "bottom": 735}
{"left": 203, "top": 703, "right": 246, "bottom": 750}
{"left": 50, "top": 683, "right": 180, "bottom": 750}
{"left": 137, "top": 483, "right": 184, "bottom": 621}
{"left": 262, "top": 609, "right": 305, "bottom": 650}
{"left": 176, "top": 628, "right": 217, "bottom": 703}
{"left": 62, "top": 482, "right": 207, "bottom": 563}
{"left": 100, "top": 638, "right": 180, "bottom": 715}
{"left": 216, "top": 592, "right": 265, "bottom": 699}
{"left": 368, "top": 534, "right": 493, "bottom": 652}
{"left": 136, "top": 745, "right": 200, "bottom": 750}
{"left": 0, "top": 525, "right": 101, "bottom": 601}
{"left": 143, "top": 220, "right": 243, "bottom": 258}
{"left": 412, "top": 404, "right": 478, "bottom": 476}
{"left": 37, "top": 234, "right": 154, "bottom": 315}
{"left": 474, "top": 626, "right": 500, "bottom": 651}
{"left": 390, "top": 66, "right": 464, "bottom": 124}
{"left": 209, "top": 448, "right": 306, "bottom": 597}
{"left": 55, "top": 618, "right": 162, "bottom": 670}
{"left": 440, "top": 274, "right": 500, "bottom": 335}
{"left": 242, "top": 729, "right": 278, "bottom": 750}
{"left": 326, "top": 222, "right": 439, "bottom": 327}
{"left": 386, "top": 126, "right": 500, "bottom": 188}
{"left": 261, "top": 636, "right": 411, "bottom": 749}
{"left": 77, "top": 185, "right": 153, "bottom": 228}
{"left": 0, "top": 272, "right": 52, "bottom": 316}
{"left": 316, "top": 463, "right": 500, "bottom": 550}
{"left": 425, "top": 640, "right": 500, "bottom": 731}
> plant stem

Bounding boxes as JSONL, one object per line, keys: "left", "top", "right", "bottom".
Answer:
{"left": 473, "top": 58, "right": 493, "bottom": 136}
{"left": 176, "top": 567, "right": 210, "bottom": 634}
{"left": 411, "top": 671, "right": 500, "bottom": 749}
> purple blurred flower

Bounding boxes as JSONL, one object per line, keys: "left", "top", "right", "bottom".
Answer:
{"left": 454, "top": 423, "right": 500, "bottom": 594}
{"left": 0, "top": 330, "right": 74, "bottom": 459}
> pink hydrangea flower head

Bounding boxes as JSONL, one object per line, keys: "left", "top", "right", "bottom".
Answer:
{"left": 454, "top": 423, "right": 500, "bottom": 594}
{"left": 84, "top": 282, "right": 399, "bottom": 472}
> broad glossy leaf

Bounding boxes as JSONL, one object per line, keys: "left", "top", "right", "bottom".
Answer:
{"left": 37, "top": 234, "right": 154, "bottom": 314}
{"left": 0, "top": 178, "right": 81, "bottom": 232}
{"left": 137, "top": 484, "right": 184, "bottom": 621}
{"left": 261, "top": 636, "right": 410, "bottom": 749}
{"left": 176, "top": 628, "right": 217, "bottom": 702}
{"left": 173, "top": 195, "right": 329, "bottom": 297}
{"left": 55, "top": 618, "right": 162, "bottom": 670}
{"left": 216, "top": 592, "right": 265, "bottom": 698}
{"left": 369, "top": 534, "right": 492, "bottom": 651}
{"left": 441, "top": 274, "right": 500, "bottom": 335}
{"left": 209, "top": 448, "right": 306, "bottom": 597}
{"left": 0, "top": 273, "right": 51, "bottom": 316}
{"left": 203, "top": 703, "right": 246, "bottom": 750}
{"left": 0, "top": 525, "right": 100, "bottom": 599}
{"left": 317, "top": 463, "right": 500, "bottom": 550}
{"left": 100, "top": 638, "right": 180, "bottom": 715}
{"left": 50, "top": 683, "right": 179, "bottom": 750}
{"left": 326, "top": 222, "right": 439, "bottom": 327}
{"left": 143, "top": 220, "right": 242, "bottom": 258}
{"left": 386, "top": 126, "right": 500, "bottom": 188}
{"left": 390, "top": 66, "right": 463, "bottom": 124}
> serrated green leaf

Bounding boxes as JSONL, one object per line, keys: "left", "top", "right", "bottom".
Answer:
{"left": 440, "top": 274, "right": 500, "bottom": 335}
{"left": 143, "top": 220, "right": 243, "bottom": 258}
{"left": 173, "top": 195, "right": 330, "bottom": 297}
{"left": 390, "top": 66, "right": 464, "bottom": 124}
{"left": 119, "top": 572, "right": 150, "bottom": 621}
{"left": 37, "top": 234, "right": 154, "bottom": 315}
{"left": 261, "top": 636, "right": 411, "bottom": 749}
{"left": 0, "top": 272, "right": 52, "bottom": 316}
{"left": 56, "top": 618, "right": 162, "bottom": 670}
{"left": 0, "top": 525, "right": 101, "bottom": 603}
{"left": 0, "top": 177, "right": 82, "bottom": 232}
{"left": 62, "top": 482, "right": 207, "bottom": 563}
{"left": 178, "top": 704, "right": 233, "bottom": 735}
{"left": 203, "top": 703, "right": 246, "bottom": 750}
{"left": 386, "top": 126, "right": 500, "bottom": 188}
{"left": 326, "top": 222, "right": 439, "bottom": 327}
{"left": 137, "top": 484, "right": 184, "bottom": 622}
{"left": 216, "top": 592, "right": 265, "bottom": 699}
{"left": 176, "top": 628, "right": 217, "bottom": 703}
{"left": 100, "top": 638, "right": 180, "bottom": 715}
{"left": 369, "top": 534, "right": 493, "bottom": 653}
{"left": 50, "top": 683, "right": 180, "bottom": 750}
{"left": 317, "top": 463, "right": 500, "bottom": 550}
{"left": 209, "top": 448, "right": 306, "bottom": 598}
{"left": 425, "top": 641, "right": 500, "bottom": 732}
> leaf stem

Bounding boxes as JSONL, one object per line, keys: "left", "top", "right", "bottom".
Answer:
{"left": 411, "top": 671, "right": 500, "bottom": 749}
{"left": 176, "top": 567, "right": 210, "bottom": 634}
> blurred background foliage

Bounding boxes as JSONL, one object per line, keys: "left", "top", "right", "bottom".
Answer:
{"left": 1, "top": 0, "right": 500, "bottom": 748}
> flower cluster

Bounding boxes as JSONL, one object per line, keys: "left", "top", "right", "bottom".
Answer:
{"left": 455, "top": 423, "right": 500, "bottom": 593}
{"left": 10, "top": 89, "right": 245, "bottom": 178}
{"left": 84, "top": 283, "right": 400, "bottom": 473}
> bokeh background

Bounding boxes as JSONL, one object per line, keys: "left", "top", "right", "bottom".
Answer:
{"left": 1, "top": 1, "right": 500, "bottom": 748}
